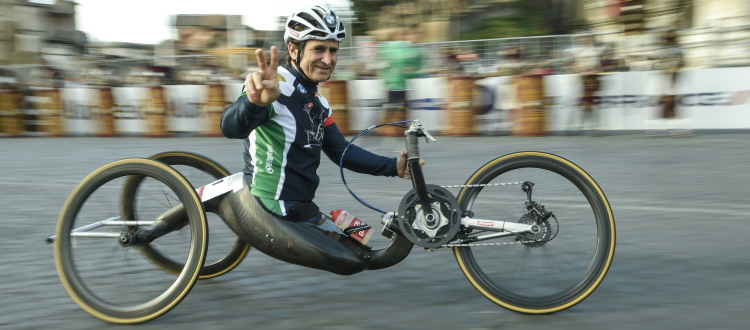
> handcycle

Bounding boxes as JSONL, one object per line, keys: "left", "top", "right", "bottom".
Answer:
{"left": 48, "top": 120, "right": 616, "bottom": 324}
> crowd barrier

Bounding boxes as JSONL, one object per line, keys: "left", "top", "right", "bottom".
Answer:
{"left": 512, "top": 74, "right": 547, "bottom": 137}
{"left": 201, "top": 84, "right": 230, "bottom": 137}
{"left": 319, "top": 80, "right": 353, "bottom": 136}
{"left": 1, "top": 66, "right": 749, "bottom": 138}
{"left": 93, "top": 87, "right": 116, "bottom": 137}
{"left": 0, "top": 90, "right": 23, "bottom": 136}
{"left": 443, "top": 76, "right": 481, "bottom": 137}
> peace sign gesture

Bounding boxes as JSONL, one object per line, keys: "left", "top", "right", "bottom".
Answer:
{"left": 245, "top": 46, "right": 280, "bottom": 107}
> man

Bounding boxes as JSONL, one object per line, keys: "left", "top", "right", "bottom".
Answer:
{"left": 376, "top": 24, "right": 425, "bottom": 136}
{"left": 654, "top": 29, "right": 684, "bottom": 120}
{"left": 565, "top": 34, "right": 605, "bottom": 133}
{"left": 646, "top": 29, "right": 690, "bottom": 137}
{"left": 221, "top": 6, "right": 416, "bottom": 228}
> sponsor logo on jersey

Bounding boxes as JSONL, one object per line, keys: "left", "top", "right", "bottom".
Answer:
{"left": 298, "top": 84, "right": 308, "bottom": 94}
{"left": 277, "top": 74, "right": 286, "bottom": 82}
{"left": 305, "top": 102, "right": 313, "bottom": 110}
{"left": 265, "top": 143, "right": 274, "bottom": 174}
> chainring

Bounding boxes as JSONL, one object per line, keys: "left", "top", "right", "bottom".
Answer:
{"left": 397, "top": 184, "right": 461, "bottom": 248}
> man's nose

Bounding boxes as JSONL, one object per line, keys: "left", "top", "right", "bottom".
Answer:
{"left": 321, "top": 51, "right": 334, "bottom": 65}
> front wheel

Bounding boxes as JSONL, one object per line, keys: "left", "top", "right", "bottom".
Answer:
{"left": 53, "top": 158, "right": 207, "bottom": 324}
{"left": 454, "top": 152, "right": 615, "bottom": 314}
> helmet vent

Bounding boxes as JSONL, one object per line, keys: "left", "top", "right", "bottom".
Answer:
{"left": 298, "top": 12, "right": 323, "bottom": 29}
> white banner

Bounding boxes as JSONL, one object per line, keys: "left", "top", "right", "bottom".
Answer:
{"left": 163, "top": 85, "right": 204, "bottom": 133}
{"left": 60, "top": 87, "right": 95, "bottom": 135}
{"left": 111, "top": 87, "right": 147, "bottom": 135}
{"left": 49, "top": 67, "right": 750, "bottom": 136}
{"left": 407, "top": 77, "right": 446, "bottom": 132}
{"left": 681, "top": 67, "right": 750, "bottom": 129}
{"left": 346, "top": 79, "right": 386, "bottom": 131}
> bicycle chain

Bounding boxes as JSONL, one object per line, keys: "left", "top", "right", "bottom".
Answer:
{"left": 439, "top": 181, "right": 526, "bottom": 189}
{"left": 436, "top": 181, "right": 545, "bottom": 248}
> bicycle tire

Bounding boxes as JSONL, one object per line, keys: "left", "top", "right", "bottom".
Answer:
{"left": 453, "top": 152, "right": 615, "bottom": 314}
{"left": 122, "top": 151, "right": 250, "bottom": 279}
{"left": 53, "top": 158, "right": 207, "bottom": 324}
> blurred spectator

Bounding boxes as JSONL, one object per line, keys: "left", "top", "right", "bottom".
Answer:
{"left": 564, "top": 34, "right": 605, "bottom": 133}
{"left": 456, "top": 53, "right": 483, "bottom": 75}
{"left": 376, "top": 24, "right": 425, "bottom": 135}
{"left": 600, "top": 44, "right": 625, "bottom": 72}
{"left": 0, "top": 69, "right": 18, "bottom": 91}
{"left": 495, "top": 44, "right": 526, "bottom": 76}
{"left": 441, "top": 49, "right": 464, "bottom": 75}
{"left": 28, "top": 65, "right": 65, "bottom": 89}
{"left": 647, "top": 29, "right": 690, "bottom": 136}
{"left": 84, "top": 64, "right": 113, "bottom": 86}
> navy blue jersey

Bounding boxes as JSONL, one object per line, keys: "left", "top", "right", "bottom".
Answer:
{"left": 221, "top": 64, "right": 398, "bottom": 204}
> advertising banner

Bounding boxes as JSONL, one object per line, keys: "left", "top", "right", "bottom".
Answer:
{"left": 34, "top": 67, "right": 750, "bottom": 137}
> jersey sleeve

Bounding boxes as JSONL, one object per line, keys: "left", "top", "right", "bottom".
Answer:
{"left": 220, "top": 89, "right": 271, "bottom": 139}
{"left": 321, "top": 122, "right": 398, "bottom": 177}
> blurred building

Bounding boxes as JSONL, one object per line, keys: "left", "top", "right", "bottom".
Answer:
{"left": 365, "top": 0, "right": 526, "bottom": 42}
{"left": 0, "top": 0, "right": 85, "bottom": 69}
{"left": 576, "top": 0, "right": 749, "bottom": 67}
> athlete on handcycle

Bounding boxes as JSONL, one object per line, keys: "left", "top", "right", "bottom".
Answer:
{"left": 50, "top": 5, "right": 616, "bottom": 324}
{"left": 219, "top": 5, "right": 423, "bottom": 274}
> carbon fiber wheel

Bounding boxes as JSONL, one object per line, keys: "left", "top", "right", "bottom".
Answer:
{"left": 53, "top": 158, "right": 207, "bottom": 324}
{"left": 454, "top": 152, "right": 616, "bottom": 314}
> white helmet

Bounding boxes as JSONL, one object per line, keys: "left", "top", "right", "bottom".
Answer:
{"left": 283, "top": 5, "right": 346, "bottom": 44}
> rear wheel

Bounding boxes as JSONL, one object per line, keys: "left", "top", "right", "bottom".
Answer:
{"left": 122, "top": 151, "right": 250, "bottom": 279}
{"left": 53, "top": 158, "right": 207, "bottom": 324}
{"left": 454, "top": 152, "right": 616, "bottom": 314}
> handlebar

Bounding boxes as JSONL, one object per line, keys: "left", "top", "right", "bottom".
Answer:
{"left": 404, "top": 120, "right": 437, "bottom": 161}
{"left": 339, "top": 119, "right": 436, "bottom": 216}
{"left": 404, "top": 120, "right": 436, "bottom": 221}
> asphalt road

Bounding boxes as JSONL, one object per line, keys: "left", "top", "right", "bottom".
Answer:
{"left": 2, "top": 132, "right": 749, "bottom": 330}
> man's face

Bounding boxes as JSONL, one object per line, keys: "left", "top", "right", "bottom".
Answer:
{"left": 290, "top": 39, "right": 338, "bottom": 82}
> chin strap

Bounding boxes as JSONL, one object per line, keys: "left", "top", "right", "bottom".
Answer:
{"left": 293, "top": 41, "right": 314, "bottom": 82}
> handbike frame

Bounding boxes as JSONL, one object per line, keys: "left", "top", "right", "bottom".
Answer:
{"left": 390, "top": 120, "right": 538, "bottom": 249}
{"left": 47, "top": 122, "right": 538, "bottom": 249}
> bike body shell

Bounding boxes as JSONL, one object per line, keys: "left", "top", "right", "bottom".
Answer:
{"left": 214, "top": 174, "right": 413, "bottom": 275}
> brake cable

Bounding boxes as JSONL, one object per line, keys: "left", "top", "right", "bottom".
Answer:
{"left": 339, "top": 120, "right": 412, "bottom": 214}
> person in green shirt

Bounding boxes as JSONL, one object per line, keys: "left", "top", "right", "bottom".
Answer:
{"left": 377, "top": 24, "right": 425, "bottom": 136}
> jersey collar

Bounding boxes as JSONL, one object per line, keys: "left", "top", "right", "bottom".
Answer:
{"left": 285, "top": 64, "right": 319, "bottom": 92}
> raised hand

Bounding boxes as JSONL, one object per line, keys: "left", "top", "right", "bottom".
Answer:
{"left": 245, "top": 46, "right": 280, "bottom": 107}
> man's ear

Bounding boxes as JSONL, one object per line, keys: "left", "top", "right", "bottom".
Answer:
{"left": 287, "top": 43, "right": 299, "bottom": 61}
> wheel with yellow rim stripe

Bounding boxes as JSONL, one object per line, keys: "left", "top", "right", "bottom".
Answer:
{"left": 53, "top": 158, "right": 207, "bottom": 324}
{"left": 122, "top": 151, "right": 251, "bottom": 279}
{"left": 454, "top": 152, "right": 615, "bottom": 313}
